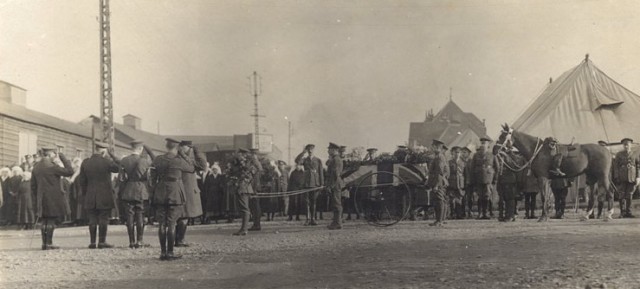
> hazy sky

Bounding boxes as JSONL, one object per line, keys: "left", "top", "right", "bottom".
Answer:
{"left": 2, "top": 0, "right": 640, "bottom": 157}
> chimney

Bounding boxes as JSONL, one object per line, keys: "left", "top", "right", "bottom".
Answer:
{"left": 123, "top": 114, "right": 141, "bottom": 130}
{"left": 0, "top": 81, "right": 27, "bottom": 106}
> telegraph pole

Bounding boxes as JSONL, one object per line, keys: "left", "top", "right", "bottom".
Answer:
{"left": 249, "top": 71, "right": 265, "bottom": 150}
{"left": 99, "top": 0, "right": 114, "bottom": 149}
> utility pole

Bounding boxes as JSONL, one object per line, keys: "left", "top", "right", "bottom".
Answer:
{"left": 99, "top": 0, "right": 114, "bottom": 149}
{"left": 285, "top": 116, "right": 292, "bottom": 164}
{"left": 249, "top": 71, "right": 265, "bottom": 151}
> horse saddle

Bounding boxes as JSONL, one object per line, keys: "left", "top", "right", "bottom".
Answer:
{"left": 558, "top": 143, "right": 581, "bottom": 158}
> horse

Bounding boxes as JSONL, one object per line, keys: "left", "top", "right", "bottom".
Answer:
{"left": 496, "top": 123, "right": 614, "bottom": 221}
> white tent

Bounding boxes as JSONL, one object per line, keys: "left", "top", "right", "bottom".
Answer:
{"left": 513, "top": 56, "right": 640, "bottom": 144}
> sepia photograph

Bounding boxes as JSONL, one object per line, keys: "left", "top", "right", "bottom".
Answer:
{"left": 1, "top": 0, "right": 640, "bottom": 288}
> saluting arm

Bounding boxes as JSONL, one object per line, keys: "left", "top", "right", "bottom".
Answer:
{"left": 192, "top": 146, "right": 208, "bottom": 171}
{"left": 294, "top": 152, "right": 306, "bottom": 165}
{"left": 143, "top": 145, "right": 157, "bottom": 160}
{"left": 55, "top": 153, "right": 75, "bottom": 177}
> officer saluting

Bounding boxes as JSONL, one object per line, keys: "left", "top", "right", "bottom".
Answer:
{"left": 362, "top": 148, "right": 378, "bottom": 164}
{"left": 613, "top": 138, "right": 640, "bottom": 218}
{"left": 78, "top": 141, "right": 120, "bottom": 249}
{"left": 151, "top": 138, "right": 195, "bottom": 260}
{"left": 470, "top": 136, "right": 498, "bottom": 220}
{"left": 295, "top": 144, "right": 324, "bottom": 226}
{"left": 119, "top": 140, "right": 153, "bottom": 248}
{"left": 175, "top": 140, "right": 207, "bottom": 247}
{"left": 326, "top": 143, "right": 345, "bottom": 230}
{"left": 31, "top": 146, "right": 74, "bottom": 250}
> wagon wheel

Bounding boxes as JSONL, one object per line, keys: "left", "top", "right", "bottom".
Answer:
{"left": 353, "top": 171, "right": 412, "bottom": 227}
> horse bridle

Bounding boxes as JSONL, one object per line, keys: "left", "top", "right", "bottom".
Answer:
{"left": 497, "top": 127, "right": 514, "bottom": 152}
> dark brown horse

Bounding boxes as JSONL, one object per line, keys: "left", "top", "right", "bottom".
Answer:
{"left": 496, "top": 124, "right": 614, "bottom": 221}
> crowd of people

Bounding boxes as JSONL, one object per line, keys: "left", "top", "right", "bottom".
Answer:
{"left": 1, "top": 134, "right": 637, "bottom": 260}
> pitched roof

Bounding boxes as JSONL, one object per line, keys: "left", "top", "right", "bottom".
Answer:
{"left": 512, "top": 57, "right": 640, "bottom": 143}
{"left": 113, "top": 122, "right": 167, "bottom": 152}
{"left": 0, "top": 101, "right": 132, "bottom": 148}
{"left": 0, "top": 99, "right": 92, "bottom": 138}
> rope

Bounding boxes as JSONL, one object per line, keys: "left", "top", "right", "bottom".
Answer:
{"left": 250, "top": 187, "right": 325, "bottom": 199}
{"left": 497, "top": 137, "right": 544, "bottom": 172}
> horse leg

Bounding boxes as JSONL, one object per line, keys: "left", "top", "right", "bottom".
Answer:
{"left": 581, "top": 183, "right": 596, "bottom": 221}
{"left": 600, "top": 182, "right": 614, "bottom": 222}
{"left": 537, "top": 177, "right": 550, "bottom": 222}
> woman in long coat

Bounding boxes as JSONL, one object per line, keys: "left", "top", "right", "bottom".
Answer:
{"left": 14, "top": 171, "right": 35, "bottom": 229}
{"left": 203, "top": 164, "right": 226, "bottom": 223}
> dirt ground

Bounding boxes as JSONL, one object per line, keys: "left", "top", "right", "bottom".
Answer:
{"left": 1, "top": 213, "right": 640, "bottom": 289}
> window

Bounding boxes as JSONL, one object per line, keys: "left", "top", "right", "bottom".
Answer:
{"left": 18, "top": 132, "right": 38, "bottom": 163}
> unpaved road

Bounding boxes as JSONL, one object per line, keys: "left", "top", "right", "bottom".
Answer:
{"left": 1, "top": 214, "right": 639, "bottom": 289}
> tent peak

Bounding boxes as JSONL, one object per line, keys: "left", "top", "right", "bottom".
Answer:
{"left": 585, "top": 53, "right": 589, "bottom": 61}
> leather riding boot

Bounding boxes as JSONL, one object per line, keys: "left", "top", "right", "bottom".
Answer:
{"left": 158, "top": 224, "right": 167, "bottom": 260}
{"left": 98, "top": 224, "right": 113, "bottom": 248}
{"left": 41, "top": 225, "right": 48, "bottom": 250}
{"left": 166, "top": 226, "right": 182, "bottom": 260}
{"left": 126, "top": 224, "right": 136, "bottom": 248}
{"left": 135, "top": 211, "right": 149, "bottom": 247}
{"left": 126, "top": 211, "right": 136, "bottom": 248}
{"left": 46, "top": 226, "right": 58, "bottom": 249}
{"left": 626, "top": 198, "right": 634, "bottom": 217}
{"left": 88, "top": 225, "right": 98, "bottom": 248}
{"left": 233, "top": 213, "right": 249, "bottom": 236}
{"left": 175, "top": 221, "right": 188, "bottom": 247}
{"left": 620, "top": 199, "right": 626, "bottom": 218}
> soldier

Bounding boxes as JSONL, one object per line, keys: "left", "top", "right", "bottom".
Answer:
{"left": 470, "top": 137, "right": 498, "bottom": 220}
{"left": 550, "top": 177, "right": 573, "bottom": 219}
{"left": 460, "top": 146, "right": 475, "bottom": 219}
{"left": 496, "top": 147, "right": 521, "bottom": 222}
{"left": 362, "top": 148, "right": 378, "bottom": 163}
{"left": 326, "top": 143, "right": 346, "bottom": 230}
{"left": 248, "top": 148, "right": 263, "bottom": 230}
{"left": 613, "top": 138, "right": 639, "bottom": 218}
{"left": 295, "top": 144, "right": 324, "bottom": 226}
{"left": 229, "top": 148, "right": 258, "bottom": 236}
{"left": 447, "top": 147, "right": 466, "bottom": 219}
{"left": 119, "top": 140, "right": 153, "bottom": 248}
{"left": 151, "top": 138, "right": 195, "bottom": 260}
{"left": 427, "top": 139, "right": 449, "bottom": 226}
{"left": 78, "top": 141, "right": 120, "bottom": 249}
{"left": 31, "top": 146, "right": 74, "bottom": 250}
{"left": 547, "top": 137, "right": 566, "bottom": 176}
{"left": 175, "top": 140, "right": 207, "bottom": 247}
{"left": 522, "top": 165, "right": 539, "bottom": 219}
{"left": 393, "top": 145, "right": 409, "bottom": 163}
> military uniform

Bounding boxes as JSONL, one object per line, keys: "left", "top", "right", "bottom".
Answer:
{"left": 31, "top": 151, "right": 74, "bottom": 250}
{"left": 447, "top": 157, "right": 466, "bottom": 219}
{"left": 521, "top": 167, "right": 539, "bottom": 219}
{"left": 550, "top": 177, "right": 572, "bottom": 219}
{"left": 119, "top": 143, "right": 152, "bottom": 248}
{"left": 248, "top": 151, "right": 263, "bottom": 230}
{"left": 229, "top": 149, "right": 258, "bottom": 235}
{"left": 326, "top": 143, "right": 345, "bottom": 229}
{"left": 470, "top": 146, "right": 498, "bottom": 219}
{"left": 428, "top": 142, "right": 449, "bottom": 226}
{"left": 295, "top": 145, "right": 324, "bottom": 225}
{"left": 496, "top": 154, "right": 521, "bottom": 221}
{"left": 78, "top": 148, "right": 120, "bottom": 248}
{"left": 613, "top": 145, "right": 640, "bottom": 218}
{"left": 151, "top": 142, "right": 195, "bottom": 260}
{"left": 175, "top": 142, "right": 207, "bottom": 246}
